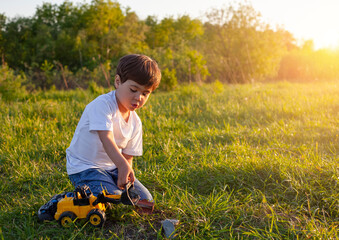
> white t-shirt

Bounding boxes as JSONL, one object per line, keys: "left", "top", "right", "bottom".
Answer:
{"left": 66, "top": 90, "right": 143, "bottom": 175}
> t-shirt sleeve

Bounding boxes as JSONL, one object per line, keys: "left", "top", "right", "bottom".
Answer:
{"left": 122, "top": 122, "right": 143, "bottom": 156}
{"left": 87, "top": 98, "right": 114, "bottom": 132}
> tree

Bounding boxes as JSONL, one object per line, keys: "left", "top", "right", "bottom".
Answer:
{"left": 145, "top": 15, "right": 208, "bottom": 86}
{"left": 203, "top": 3, "right": 286, "bottom": 83}
{"left": 2, "top": 16, "right": 34, "bottom": 69}
{"left": 0, "top": 14, "right": 6, "bottom": 64}
{"left": 82, "top": 0, "right": 125, "bottom": 66}
{"left": 117, "top": 11, "right": 149, "bottom": 58}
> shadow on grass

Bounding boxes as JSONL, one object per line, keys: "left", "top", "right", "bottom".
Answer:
{"left": 174, "top": 164, "right": 289, "bottom": 200}
{"left": 171, "top": 160, "right": 338, "bottom": 219}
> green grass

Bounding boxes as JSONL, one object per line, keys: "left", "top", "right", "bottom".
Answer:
{"left": 0, "top": 81, "right": 338, "bottom": 239}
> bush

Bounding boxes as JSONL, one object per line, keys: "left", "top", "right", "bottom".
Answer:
{"left": 159, "top": 68, "right": 177, "bottom": 91}
{"left": 88, "top": 81, "right": 105, "bottom": 95}
{"left": 0, "top": 64, "right": 26, "bottom": 101}
{"left": 212, "top": 80, "right": 224, "bottom": 94}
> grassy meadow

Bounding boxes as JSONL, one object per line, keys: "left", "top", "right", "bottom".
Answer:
{"left": 0, "top": 80, "right": 338, "bottom": 239}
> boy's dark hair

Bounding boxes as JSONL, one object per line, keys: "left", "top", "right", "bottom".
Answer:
{"left": 116, "top": 54, "right": 161, "bottom": 91}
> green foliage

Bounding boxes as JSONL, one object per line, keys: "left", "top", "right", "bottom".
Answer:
{"left": 0, "top": 64, "right": 26, "bottom": 101}
{"left": 118, "top": 11, "right": 149, "bottom": 55}
{"left": 145, "top": 15, "right": 207, "bottom": 83}
{"left": 0, "top": 81, "right": 338, "bottom": 239}
{"left": 159, "top": 67, "right": 177, "bottom": 90}
{"left": 40, "top": 60, "right": 54, "bottom": 89}
{"left": 186, "top": 50, "right": 209, "bottom": 81}
{"left": 1, "top": 0, "right": 338, "bottom": 88}
{"left": 88, "top": 80, "right": 105, "bottom": 95}
{"left": 212, "top": 79, "right": 224, "bottom": 94}
{"left": 0, "top": 14, "right": 6, "bottom": 59}
{"left": 83, "top": 0, "right": 125, "bottom": 63}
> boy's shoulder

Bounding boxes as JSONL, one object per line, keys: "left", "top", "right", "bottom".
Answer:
{"left": 95, "top": 90, "right": 115, "bottom": 102}
{"left": 86, "top": 91, "right": 118, "bottom": 114}
{"left": 90, "top": 91, "right": 116, "bottom": 107}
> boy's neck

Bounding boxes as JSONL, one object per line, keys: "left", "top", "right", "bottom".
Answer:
{"left": 116, "top": 96, "right": 130, "bottom": 122}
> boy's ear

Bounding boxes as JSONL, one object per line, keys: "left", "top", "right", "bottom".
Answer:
{"left": 114, "top": 75, "right": 120, "bottom": 88}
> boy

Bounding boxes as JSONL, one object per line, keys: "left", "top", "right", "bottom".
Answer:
{"left": 66, "top": 54, "right": 161, "bottom": 201}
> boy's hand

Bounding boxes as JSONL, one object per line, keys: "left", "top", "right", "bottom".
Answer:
{"left": 117, "top": 163, "right": 135, "bottom": 189}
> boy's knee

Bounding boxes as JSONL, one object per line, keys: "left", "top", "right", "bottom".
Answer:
{"left": 138, "top": 188, "right": 153, "bottom": 201}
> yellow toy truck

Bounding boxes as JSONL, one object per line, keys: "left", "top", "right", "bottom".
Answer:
{"left": 38, "top": 183, "right": 141, "bottom": 227}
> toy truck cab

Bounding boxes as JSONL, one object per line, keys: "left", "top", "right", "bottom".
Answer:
{"left": 54, "top": 185, "right": 112, "bottom": 227}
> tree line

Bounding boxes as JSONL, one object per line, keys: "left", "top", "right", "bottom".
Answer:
{"left": 0, "top": 0, "right": 338, "bottom": 92}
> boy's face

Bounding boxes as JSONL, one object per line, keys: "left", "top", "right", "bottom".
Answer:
{"left": 115, "top": 76, "right": 152, "bottom": 113}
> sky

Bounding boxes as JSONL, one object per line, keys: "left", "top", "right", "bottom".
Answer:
{"left": 1, "top": 0, "right": 339, "bottom": 50}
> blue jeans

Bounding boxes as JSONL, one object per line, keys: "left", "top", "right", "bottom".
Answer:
{"left": 68, "top": 168, "right": 153, "bottom": 201}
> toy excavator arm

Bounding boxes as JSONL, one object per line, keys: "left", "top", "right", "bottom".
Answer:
{"left": 92, "top": 192, "right": 120, "bottom": 206}
{"left": 92, "top": 183, "right": 140, "bottom": 206}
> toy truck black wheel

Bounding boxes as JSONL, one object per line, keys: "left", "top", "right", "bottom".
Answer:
{"left": 58, "top": 211, "right": 77, "bottom": 228}
{"left": 87, "top": 209, "right": 106, "bottom": 227}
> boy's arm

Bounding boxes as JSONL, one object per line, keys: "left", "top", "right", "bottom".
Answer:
{"left": 97, "top": 130, "right": 135, "bottom": 189}
{"left": 122, "top": 153, "right": 133, "bottom": 167}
